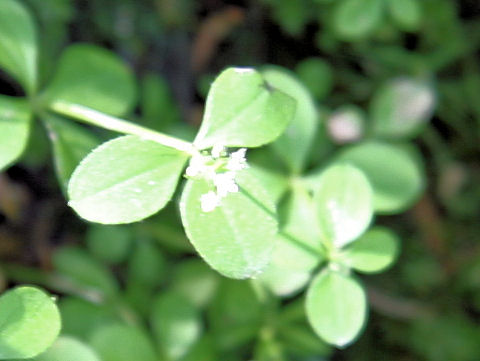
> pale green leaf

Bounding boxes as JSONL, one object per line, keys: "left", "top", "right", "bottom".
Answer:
{"left": 0, "top": 0, "right": 38, "bottom": 94}
{"left": 333, "top": 0, "right": 384, "bottom": 41}
{"left": 262, "top": 65, "right": 319, "bottom": 173}
{"left": 151, "top": 291, "right": 202, "bottom": 360}
{"left": 371, "top": 78, "right": 435, "bottom": 139}
{"left": 0, "top": 286, "right": 60, "bottom": 359}
{"left": 306, "top": 271, "right": 367, "bottom": 347}
{"left": 314, "top": 164, "right": 373, "bottom": 248}
{"left": 194, "top": 67, "right": 296, "bottom": 149}
{"left": 43, "top": 44, "right": 137, "bottom": 116}
{"left": 261, "top": 186, "right": 324, "bottom": 296}
{"left": 89, "top": 324, "right": 158, "bottom": 361}
{"left": 180, "top": 169, "right": 278, "bottom": 279}
{"left": 42, "top": 113, "right": 100, "bottom": 192}
{"left": 337, "top": 141, "right": 425, "bottom": 213}
{"left": 0, "top": 95, "right": 31, "bottom": 171}
{"left": 33, "top": 336, "right": 100, "bottom": 361}
{"left": 341, "top": 226, "right": 399, "bottom": 273}
{"left": 68, "top": 135, "right": 188, "bottom": 224}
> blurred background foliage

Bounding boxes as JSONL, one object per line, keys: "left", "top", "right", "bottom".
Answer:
{"left": 0, "top": 0, "right": 480, "bottom": 360}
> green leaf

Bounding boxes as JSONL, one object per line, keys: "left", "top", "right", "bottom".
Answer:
{"left": 295, "top": 57, "right": 334, "bottom": 100}
{"left": 68, "top": 135, "right": 188, "bottom": 224}
{"left": 53, "top": 246, "right": 119, "bottom": 297}
{"left": 42, "top": 113, "right": 100, "bottom": 192}
{"left": 333, "top": 0, "right": 384, "bottom": 41}
{"left": 86, "top": 225, "right": 133, "bottom": 265}
{"left": 306, "top": 270, "right": 367, "bottom": 347}
{"left": 43, "top": 44, "right": 137, "bottom": 116}
{"left": 151, "top": 291, "right": 202, "bottom": 360}
{"left": 341, "top": 226, "right": 400, "bottom": 273}
{"left": 33, "top": 336, "right": 100, "bottom": 361}
{"left": 261, "top": 65, "right": 319, "bottom": 173}
{"left": 314, "top": 164, "right": 373, "bottom": 248}
{"left": 0, "top": 286, "right": 60, "bottom": 359}
{"left": 89, "top": 324, "right": 158, "bottom": 361}
{"left": 260, "top": 186, "right": 324, "bottom": 296}
{"left": 193, "top": 67, "right": 296, "bottom": 149}
{"left": 0, "top": 96, "right": 32, "bottom": 171}
{"left": 386, "top": 0, "right": 422, "bottom": 31}
{"left": 337, "top": 141, "right": 425, "bottom": 213}
{"left": 180, "top": 169, "right": 278, "bottom": 279}
{"left": 0, "top": 0, "right": 38, "bottom": 94}
{"left": 128, "top": 239, "right": 166, "bottom": 287}
{"left": 370, "top": 78, "right": 435, "bottom": 139}
{"left": 172, "top": 259, "right": 219, "bottom": 308}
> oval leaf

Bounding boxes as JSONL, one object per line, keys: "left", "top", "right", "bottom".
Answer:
{"left": 194, "top": 67, "right": 296, "bottom": 149}
{"left": 333, "top": 0, "right": 384, "bottom": 41}
{"left": 89, "top": 324, "right": 158, "bottom": 361}
{"left": 295, "top": 57, "right": 333, "bottom": 100}
{"left": 86, "top": 224, "right": 133, "bottom": 265}
{"left": 0, "top": 0, "right": 38, "bottom": 93}
{"left": 180, "top": 169, "right": 278, "bottom": 279}
{"left": 33, "top": 336, "right": 101, "bottom": 361}
{"left": 370, "top": 78, "right": 436, "bottom": 139}
{"left": 44, "top": 44, "right": 137, "bottom": 116}
{"left": 68, "top": 135, "right": 188, "bottom": 224}
{"left": 341, "top": 226, "right": 399, "bottom": 273}
{"left": 306, "top": 271, "right": 367, "bottom": 347}
{"left": 261, "top": 65, "right": 319, "bottom": 173}
{"left": 0, "top": 286, "right": 61, "bottom": 359}
{"left": 151, "top": 291, "right": 202, "bottom": 360}
{"left": 387, "top": 0, "right": 422, "bottom": 31}
{"left": 43, "top": 113, "right": 100, "bottom": 192}
{"left": 337, "top": 141, "right": 425, "bottom": 213}
{"left": 0, "top": 95, "right": 31, "bottom": 171}
{"left": 314, "top": 164, "right": 373, "bottom": 248}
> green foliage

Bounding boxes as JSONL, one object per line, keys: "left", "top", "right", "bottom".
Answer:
{"left": 0, "top": 287, "right": 60, "bottom": 359}
{"left": 33, "top": 336, "right": 101, "bottom": 361}
{"left": 333, "top": 0, "right": 384, "bottom": 40}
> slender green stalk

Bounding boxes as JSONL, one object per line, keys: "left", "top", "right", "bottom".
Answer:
{"left": 50, "top": 100, "right": 197, "bottom": 155}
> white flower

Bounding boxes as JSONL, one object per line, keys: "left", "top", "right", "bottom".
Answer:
{"left": 214, "top": 171, "right": 239, "bottom": 197}
{"left": 200, "top": 191, "right": 221, "bottom": 212}
{"left": 211, "top": 143, "right": 226, "bottom": 159}
{"left": 226, "top": 148, "right": 248, "bottom": 171}
{"left": 185, "top": 154, "right": 205, "bottom": 177}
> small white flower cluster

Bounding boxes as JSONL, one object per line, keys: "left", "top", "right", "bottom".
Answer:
{"left": 185, "top": 145, "right": 248, "bottom": 212}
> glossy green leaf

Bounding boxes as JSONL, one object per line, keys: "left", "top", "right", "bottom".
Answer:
{"left": 314, "top": 164, "right": 373, "bottom": 248}
{"left": 42, "top": 113, "right": 100, "bottom": 192}
{"left": 180, "top": 169, "right": 278, "bottom": 279}
{"left": 33, "top": 336, "right": 100, "bottom": 361}
{"left": 151, "top": 291, "right": 202, "bottom": 360}
{"left": 68, "top": 135, "right": 188, "bottom": 224}
{"left": 262, "top": 65, "right": 319, "bottom": 173}
{"left": 337, "top": 141, "right": 425, "bottom": 213}
{"left": 371, "top": 78, "right": 436, "bottom": 139}
{"left": 387, "top": 0, "right": 422, "bottom": 31}
{"left": 53, "top": 246, "right": 119, "bottom": 297}
{"left": 333, "top": 0, "right": 384, "bottom": 41}
{"left": 194, "top": 67, "right": 296, "bottom": 149}
{"left": 306, "top": 271, "right": 367, "bottom": 347}
{"left": 0, "top": 0, "right": 38, "bottom": 93}
{"left": 341, "top": 226, "right": 400, "bottom": 273}
{"left": 0, "top": 96, "right": 31, "bottom": 171}
{"left": 86, "top": 225, "right": 133, "bottom": 264}
{"left": 44, "top": 44, "right": 136, "bottom": 116}
{"left": 89, "top": 324, "right": 158, "bottom": 361}
{"left": 295, "top": 57, "right": 334, "bottom": 100}
{"left": 0, "top": 286, "right": 60, "bottom": 359}
{"left": 261, "top": 186, "right": 324, "bottom": 296}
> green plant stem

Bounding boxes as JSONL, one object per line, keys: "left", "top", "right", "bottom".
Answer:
{"left": 50, "top": 101, "right": 197, "bottom": 155}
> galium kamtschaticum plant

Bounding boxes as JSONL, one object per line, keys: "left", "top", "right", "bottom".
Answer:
{"left": 0, "top": 0, "right": 436, "bottom": 357}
